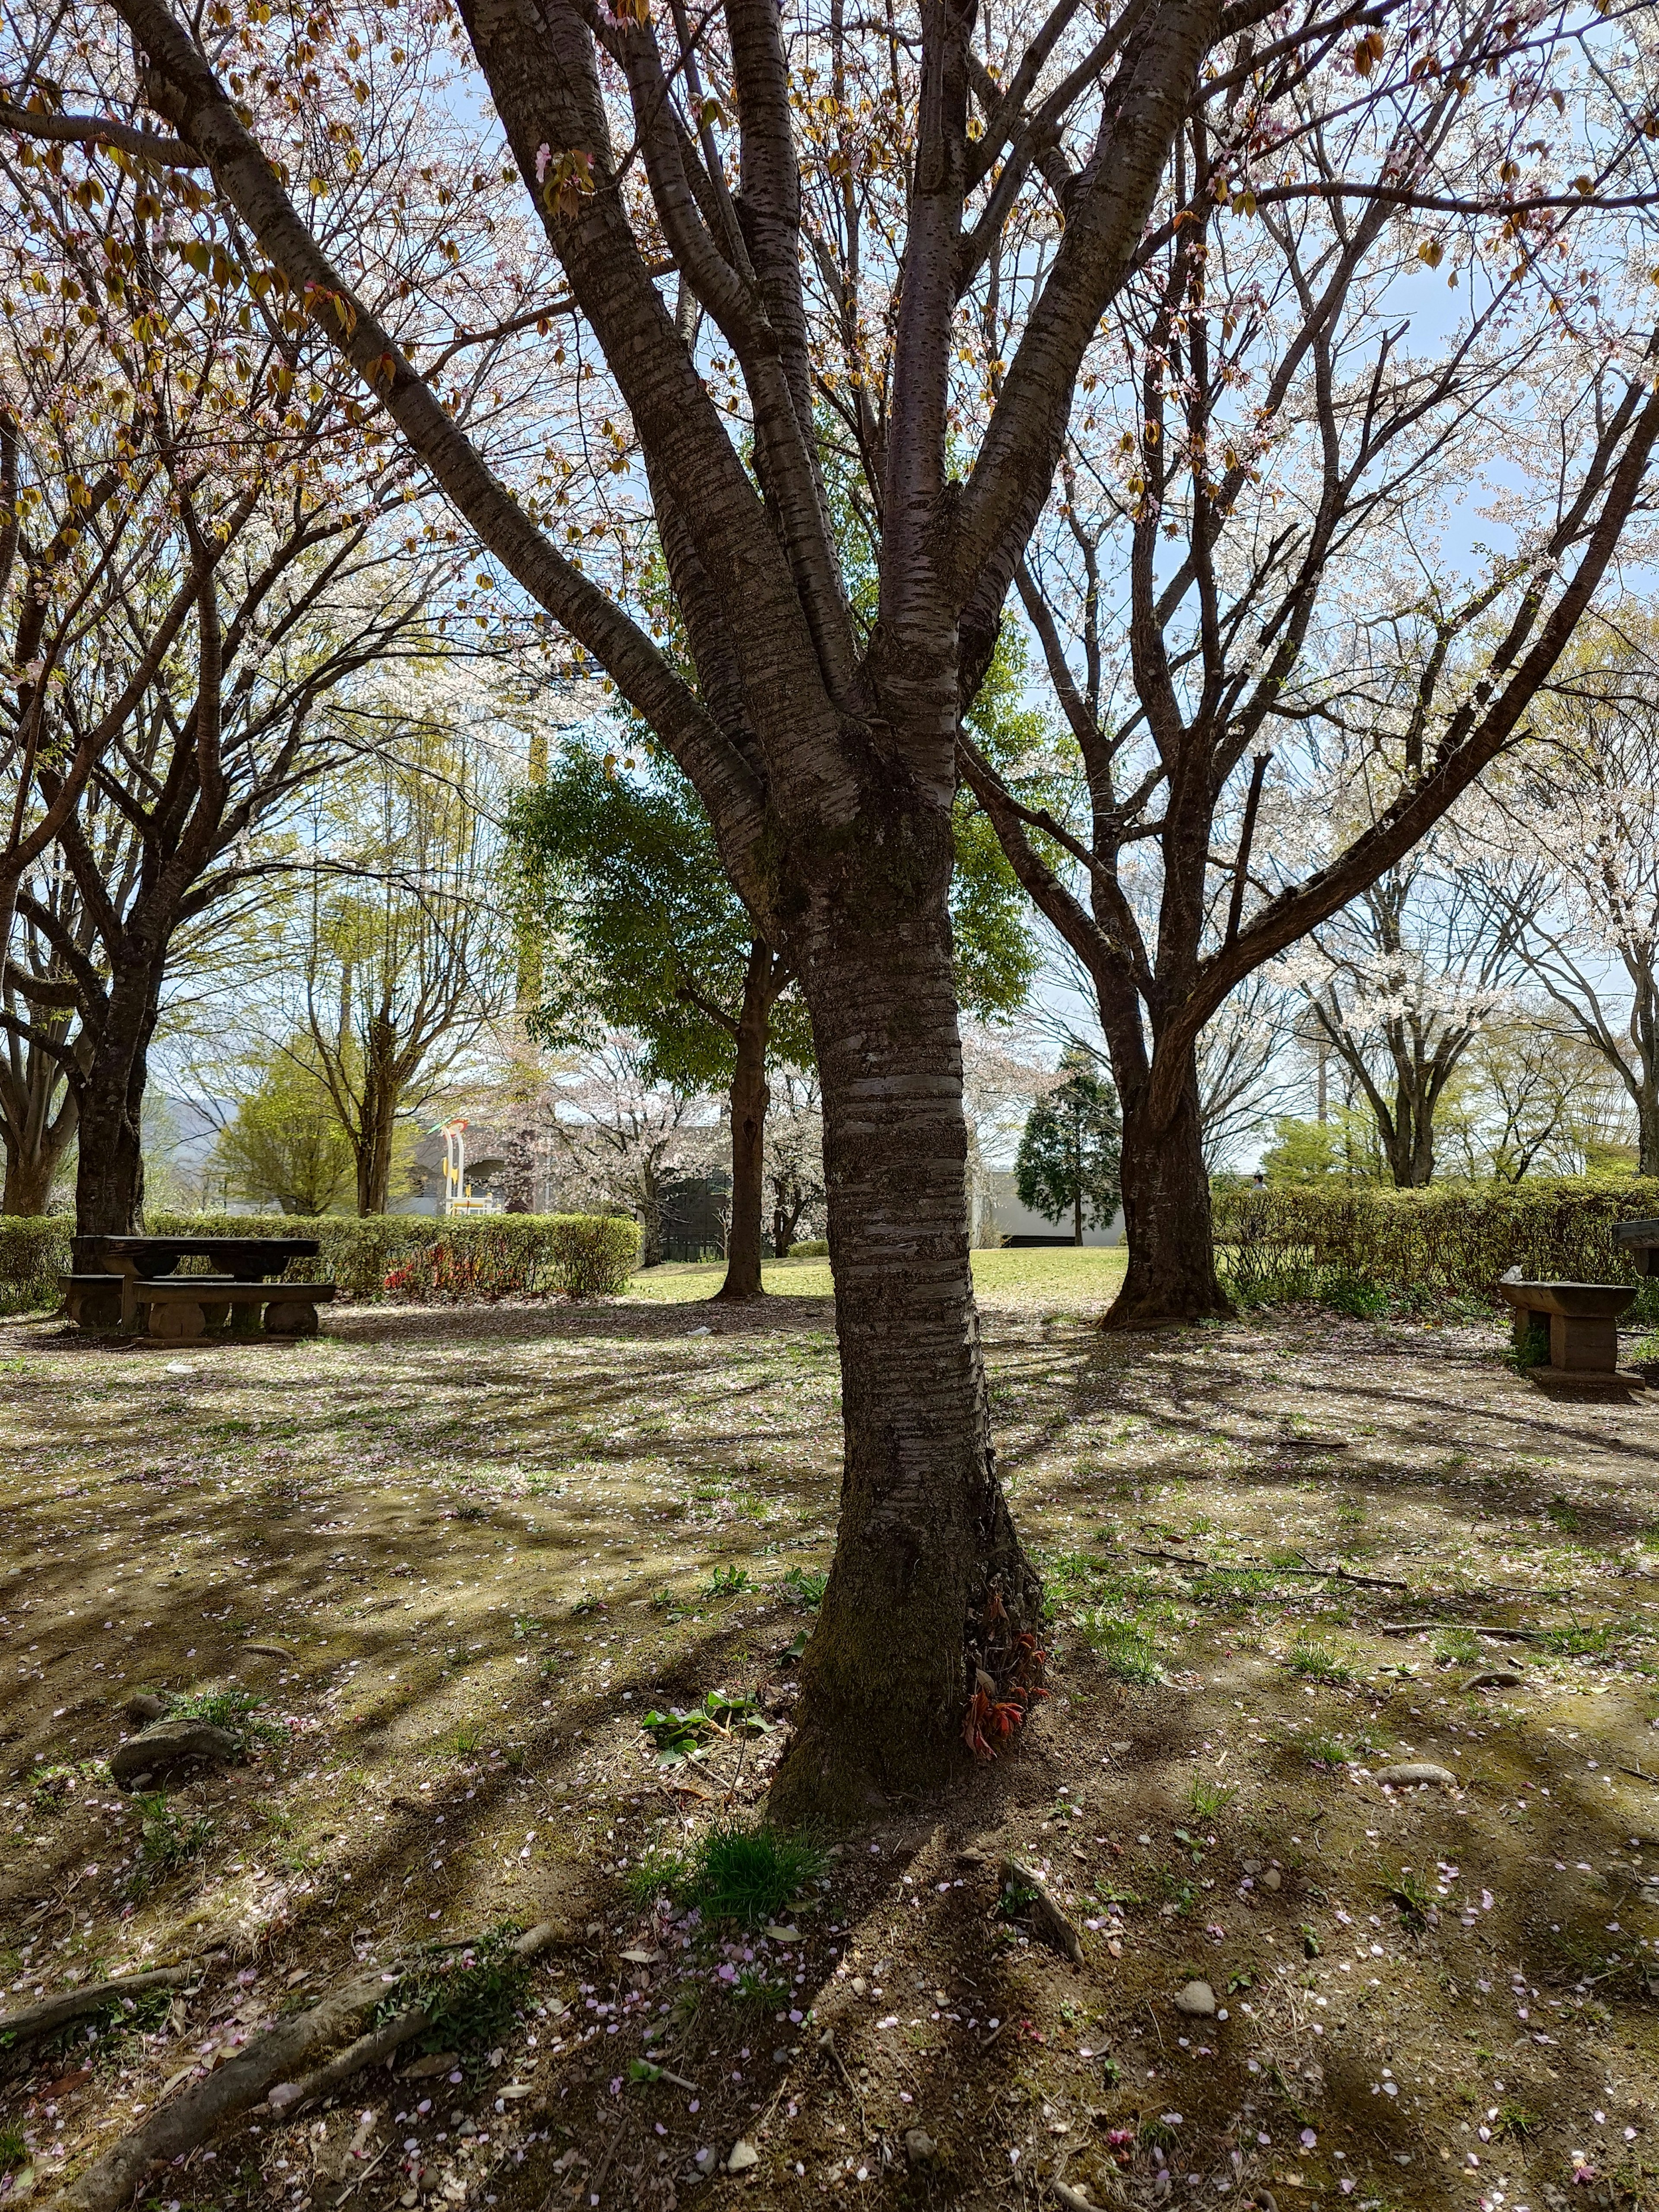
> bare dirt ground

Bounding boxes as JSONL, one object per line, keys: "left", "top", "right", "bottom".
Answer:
{"left": 3, "top": 1266, "right": 1658, "bottom": 2212}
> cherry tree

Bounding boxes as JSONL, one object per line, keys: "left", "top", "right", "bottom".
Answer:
{"left": 1285, "top": 840, "right": 1541, "bottom": 1186}
{"left": 19, "top": 0, "right": 1659, "bottom": 1813}
{"left": 0, "top": 8, "right": 543, "bottom": 1236}
{"left": 959, "top": 16, "right": 1659, "bottom": 1316}
{"left": 1481, "top": 613, "right": 1659, "bottom": 1173}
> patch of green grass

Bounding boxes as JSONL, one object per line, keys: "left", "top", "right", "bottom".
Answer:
{"left": 169, "top": 1687, "right": 282, "bottom": 1744}
{"left": 450, "top": 1725, "right": 485, "bottom": 1756}
{"left": 0, "top": 2123, "right": 28, "bottom": 2174}
{"left": 625, "top": 1843, "right": 695, "bottom": 1906}
{"left": 1187, "top": 1566, "right": 1282, "bottom": 1610}
{"left": 1433, "top": 1628, "right": 1481, "bottom": 1667}
{"left": 379, "top": 1923, "right": 530, "bottom": 2054}
{"left": 1382, "top": 1868, "right": 1432, "bottom": 1929}
{"left": 1544, "top": 1494, "right": 1581, "bottom": 1534}
{"left": 1537, "top": 1620, "right": 1625, "bottom": 1660}
{"left": 687, "top": 1823, "right": 826, "bottom": 1928}
{"left": 1494, "top": 2099, "right": 1543, "bottom": 2142}
{"left": 1189, "top": 1775, "right": 1236, "bottom": 1820}
{"left": 128, "top": 1793, "right": 214, "bottom": 1892}
{"left": 1301, "top": 1732, "right": 1351, "bottom": 1770}
{"left": 704, "top": 1564, "right": 751, "bottom": 1599}
{"left": 1284, "top": 1637, "right": 1355, "bottom": 1686}
{"left": 1077, "top": 1612, "right": 1166, "bottom": 1684}
{"left": 731, "top": 1964, "right": 791, "bottom": 2005}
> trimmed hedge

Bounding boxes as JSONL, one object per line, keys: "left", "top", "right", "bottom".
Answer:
{"left": 377, "top": 1214, "right": 641, "bottom": 1302}
{"left": 0, "top": 1210, "right": 641, "bottom": 1310}
{"left": 1213, "top": 1178, "right": 1659, "bottom": 1307}
{"left": 0, "top": 1216, "right": 72, "bottom": 1313}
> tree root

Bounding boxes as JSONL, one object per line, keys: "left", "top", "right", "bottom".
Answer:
{"left": 43, "top": 1923, "right": 557, "bottom": 2212}
{"left": 267, "top": 2006, "right": 435, "bottom": 2114}
{"left": 0, "top": 1964, "right": 197, "bottom": 2052}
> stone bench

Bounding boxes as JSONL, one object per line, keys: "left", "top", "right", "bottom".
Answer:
{"left": 133, "top": 1277, "right": 336, "bottom": 1341}
{"left": 1496, "top": 1273, "right": 1635, "bottom": 1373}
{"left": 58, "top": 1272, "right": 335, "bottom": 1340}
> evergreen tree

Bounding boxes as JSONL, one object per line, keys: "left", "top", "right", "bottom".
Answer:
{"left": 1015, "top": 1052, "right": 1122, "bottom": 1244}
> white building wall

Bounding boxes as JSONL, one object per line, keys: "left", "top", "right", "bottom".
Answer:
{"left": 989, "top": 1170, "right": 1124, "bottom": 1246}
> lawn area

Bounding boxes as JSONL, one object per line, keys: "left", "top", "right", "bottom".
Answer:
{"left": 2, "top": 1290, "right": 1658, "bottom": 2211}
{"left": 626, "top": 1242, "right": 1129, "bottom": 1311}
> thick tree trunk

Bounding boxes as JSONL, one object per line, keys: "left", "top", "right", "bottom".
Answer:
{"left": 4, "top": 1141, "right": 65, "bottom": 1216}
{"left": 3, "top": 1098, "right": 75, "bottom": 1215}
{"left": 715, "top": 944, "right": 772, "bottom": 1300}
{"left": 73, "top": 981, "right": 160, "bottom": 1237}
{"left": 769, "top": 814, "right": 1040, "bottom": 1824}
{"left": 636, "top": 1171, "right": 666, "bottom": 1269}
{"left": 1379, "top": 1082, "right": 1434, "bottom": 1187}
{"left": 1104, "top": 1049, "right": 1229, "bottom": 1326}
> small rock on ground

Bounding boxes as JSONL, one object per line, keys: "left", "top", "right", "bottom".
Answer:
{"left": 1372, "top": 1761, "right": 1458, "bottom": 1789}
{"left": 726, "top": 2139, "right": 760, "bottom": 2173}
{"left": 109, "top": 1718, "right": 238, "bottom": 1790}
{"left": 1173, "top": 1979, "right": 1217, "bottom": 2017}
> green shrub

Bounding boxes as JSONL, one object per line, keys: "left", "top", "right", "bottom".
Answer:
{"left": 0, "top": 1216, "right": 72, "bottom": 1313}
{"left": 1214, "top": 1177, "right": 1659, "bottom": 1308}
{"left": 784, "top": 1238, "right": 829, "bottom": 1257}
{"left": 143, "top": 1211, "right": 640, "bottom": 1302}
{"left": 0, "top": 1210, "right": 636, "bottom": 1307}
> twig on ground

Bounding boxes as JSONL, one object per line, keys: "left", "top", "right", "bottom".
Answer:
{"left": 1052, "top": 2178, "right": 1113, "bottom": 2211}
{"left": 271, "top": 2004, "right": 434, "bottom": 2113}
{"left": 1128, "top": 1547, "right": 1409, "bottom": 1592}
{"left": 331, "top": 2140, "right": 391, "bottom": 2206}
{"left": 999, "top": 1857, "right": 1084, "bottom": 1964}
{"left": 1379, "top": 1621, "right": 1543, "bottom": 1642}
{"left": 590, "top": 2122, "right": 627, "bottom": 2201}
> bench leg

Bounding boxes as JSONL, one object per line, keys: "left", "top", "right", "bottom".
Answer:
{"left": 1549, "top": 1313, "right": 1618, "bottom": 1373}
{"left": 1512, "top": 1309, "right": 1549, "bottom": 1362}
{"left": 149, "top": 1301, "right": 205, "bottom": 1342}
{"left": 68, "top": 1290, "right": 122, "bottom": 1333}
{"left": 264, "top": 1299, "right": 319, "bottom": 1337}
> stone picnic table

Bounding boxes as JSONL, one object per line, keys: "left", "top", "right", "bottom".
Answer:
{"left": 60, "top": 1233, "right": 336, "bottom": 1342}
{"left": 1614, "top": 1218, "right": 1659, "bottom": 1274}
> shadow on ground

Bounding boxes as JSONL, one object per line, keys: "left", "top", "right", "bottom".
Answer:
{"left": 2, "top": 1294, "right": 1659, "bottom": 2210}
